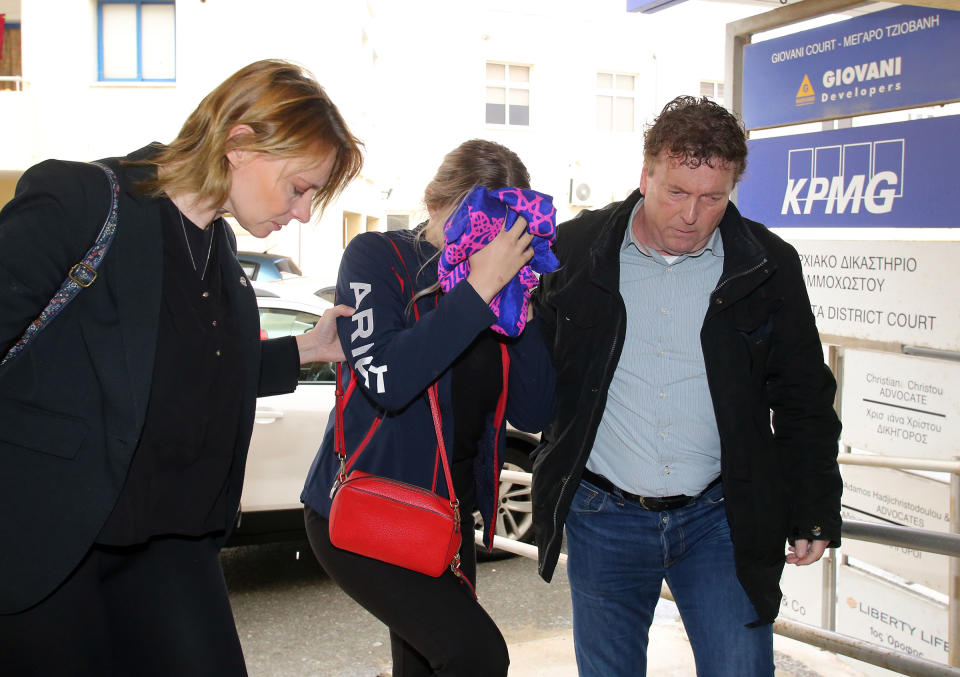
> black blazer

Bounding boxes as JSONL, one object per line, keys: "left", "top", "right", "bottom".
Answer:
{"left": 0, "top": 146, "right": 298, "bottom": 613}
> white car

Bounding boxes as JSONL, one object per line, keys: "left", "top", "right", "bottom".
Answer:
{"left": 230, "top": 290, "right": 537, "bottom": 558}
{"left": 250, "top": 274, "right": 336, "bottom": 305}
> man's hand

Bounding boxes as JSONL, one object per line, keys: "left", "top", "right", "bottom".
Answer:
{"left": 786, "top": 539, "right": 829, "bottom": 566}
{"left": 295, "top": 304, "right": 354, "bottom": 364}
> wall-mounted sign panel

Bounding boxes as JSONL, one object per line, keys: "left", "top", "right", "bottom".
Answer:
{"left": 841, "top": 463, "right": 949, "bottom": 531}
{"left": 737, "top": 116, "right": 959, "bottom": 229}
{"left": 791, "top": 240, "right": 959, "bottom": 350}
{"left": 626, "top": 0, "right": 688, "bottom": 13}
{"left": 742, "top": 5, "right": 960, "bottom": 129}
{"left": 841, "top": 349, "right": 959, "bottom": 457}
{"left": 837, "top": 566, "right": 948, "bottom": 668}
{"left": 778, "top": 558, "right": 824, "bottom": 625}
{"left": 841, "top": 505, "right": 948, "bottom": 595}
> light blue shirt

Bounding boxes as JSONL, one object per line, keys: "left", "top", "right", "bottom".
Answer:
{"left": 586, "top": 198, "right": 725, "bottom": 496}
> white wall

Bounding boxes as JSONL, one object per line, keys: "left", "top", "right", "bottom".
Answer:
{"left": 4, "top": 0, "right": 769, "bottom": 277}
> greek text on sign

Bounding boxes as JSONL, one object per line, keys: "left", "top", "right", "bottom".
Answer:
{"left": 742, "top": 5, "right": 960, "bottom": 128}
{"left": 738, "top": 115, "right": 958, "bottom": 228}
{"left": 841, "top": 349, "right": 959, "bottom": 459}
{"left": 792, "top": 241, "right": 958, "bottom": 350}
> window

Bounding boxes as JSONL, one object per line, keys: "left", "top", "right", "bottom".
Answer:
{"left": 596, "top": 72, "right": 635, "bottom": 133}
{"left": 257, "top": 307, "right": 334, "bottom": 383}
{"left": 700, "top": 80, "right": 725, "bottom": 104}
{"left": 0, "top": 18, "right": 22, "bottom": 91}
{"left": 386, "top": 214, "right": 410, "bottom": 231}
{"left": 98, "top": 1, "right": 175, "bottom": 82}
{"left": 486, "top": 63, "right": 530, "bottom": 126}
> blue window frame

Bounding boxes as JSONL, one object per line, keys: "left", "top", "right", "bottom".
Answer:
{"left": 97, "top": 0, "right": 175, "bottom": 82}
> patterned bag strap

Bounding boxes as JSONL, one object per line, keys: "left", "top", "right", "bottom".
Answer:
{"left": 1, "top": 161, "right": 120, "bottom": 367}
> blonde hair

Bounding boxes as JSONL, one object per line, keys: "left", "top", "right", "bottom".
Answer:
{"left": 138, "top": 59, "right": 363, "bottom": 214}
{"left": 423, "top": 139, "right": 530, "bottom": 216}
{"left": 411, "top": 139, "right": 531, "bottom": 308}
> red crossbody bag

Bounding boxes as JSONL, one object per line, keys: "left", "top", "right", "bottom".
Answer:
{"left": 327, "top": 371, "right": 462, "bottom": 577}
{"left": 327, "top": 236, "right": 466, "bottom": 579}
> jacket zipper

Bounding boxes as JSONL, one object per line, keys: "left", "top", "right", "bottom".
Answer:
{"left": 545, "top": 256, "right": 769, "bottom": 570}
{"left": 711, "top": 258, "right": 768, "bottom": 298}
{"left": 546, "top": 298, "right": 625, "bottom": 569}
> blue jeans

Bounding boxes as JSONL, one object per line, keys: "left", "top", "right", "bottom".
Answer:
{"left": 565, "top": 479, "right": 774, "bottom": 677}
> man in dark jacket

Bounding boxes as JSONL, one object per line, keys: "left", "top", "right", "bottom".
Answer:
{"left": 532, "top": 96, "right": 841, "bottom": 676}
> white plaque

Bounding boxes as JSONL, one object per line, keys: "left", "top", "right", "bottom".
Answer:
{"left": 792, "top": 240, "right": 960, "bottom": 351}
{"left": 841, "top": 349, "right": 960, "bottom": 459}
{"left": 841, "top": 506, "right": 949, "bottom": 595}
{"left": 778, "top": 557, "right": 824, "bottom": 625}
{"left": 836, "top": 565, "right": 948, "bottom": 674}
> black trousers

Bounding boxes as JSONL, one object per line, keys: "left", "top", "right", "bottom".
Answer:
{"left": 0, "top": 535, "right": 246, "bottom": 676}
{"left": 305, "top": 507, "right": 508, "bottom": 677}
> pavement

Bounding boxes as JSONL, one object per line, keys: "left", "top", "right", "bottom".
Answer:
{"left": 505, "top": 600, "right": 873, "bottom": 677}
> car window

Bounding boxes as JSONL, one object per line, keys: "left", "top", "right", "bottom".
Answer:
{"left": 258, "top": 307, "right": 335, "bottom": 383}
{"left": 240, "top": 261, "right": 258, "bottom": 279}
{"left": 275, "top": 259, "right": 303, "bottom": 276}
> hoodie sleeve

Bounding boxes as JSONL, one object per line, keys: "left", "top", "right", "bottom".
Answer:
{"left": 335, "top": 232, "right": 497, "bottom": 412}
{"left": 504, "top": 317, "right": 556, "bottom": 433}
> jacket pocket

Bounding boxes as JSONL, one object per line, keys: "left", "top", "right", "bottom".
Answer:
{"left": 0, "top": 398, "right": 88, "bottom": 460}
{"left": 550, "top": 290, "right": 602, "bottom": 354}
{"left": 569, "top": 480, "right": 605, "bottom": 514}
{"left": 732, "top": 295, "right": 782, "bottom": 369}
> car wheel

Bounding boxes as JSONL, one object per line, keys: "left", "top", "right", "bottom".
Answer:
{"left": 475, "top": 444, "right": 534, "bottom": 561}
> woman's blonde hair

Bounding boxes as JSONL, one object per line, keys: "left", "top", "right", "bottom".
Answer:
{"left": 423, "top": 139, "right": 530, "bottom": 217}
{"left": 411, "top": 139, "right": 531, "bottom": 308}
{"left": 139, "top": 59, "right": 363, "bottom": 214}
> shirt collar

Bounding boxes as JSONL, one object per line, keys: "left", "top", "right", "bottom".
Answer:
{"left": 621, "top": 197, "right": 724, "bottom": 261}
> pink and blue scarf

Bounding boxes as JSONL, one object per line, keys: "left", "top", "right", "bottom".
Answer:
{"left": 438, "top": 186, "right": 558, "bottom": 337}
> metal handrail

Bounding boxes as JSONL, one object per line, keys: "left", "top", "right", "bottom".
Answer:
{"left": 774, "top": 618, "right": 960, "bottom": 677}
{"left": 844, "top": 518, "right": 960, "bottom": 557}
{"left": 485, "top": 467, "right": 960, "bottom": 676}
{"left": 838, "top": 453, "right": 960, "bottom": 474}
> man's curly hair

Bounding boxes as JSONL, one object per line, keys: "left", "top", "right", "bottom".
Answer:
{"left": 644, "top": 96, "right": 747, "bottom": 184}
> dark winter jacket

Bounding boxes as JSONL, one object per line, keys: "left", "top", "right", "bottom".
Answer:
{"left": 301, "top": 228, "right": 555, "bottom": 549}
{"left": 531, "top": 189, "right": 842, "bottom": 625}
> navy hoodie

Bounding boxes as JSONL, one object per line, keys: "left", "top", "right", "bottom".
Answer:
{"left": 301, "top": 227, "right": 555, "bottom": 550}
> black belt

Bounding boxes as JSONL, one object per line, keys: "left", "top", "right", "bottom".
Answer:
{"left": 581, "top": 469, "right": 721, "bottom": 511}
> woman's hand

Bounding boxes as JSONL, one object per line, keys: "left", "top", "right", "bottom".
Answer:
{"left": 295, "top": 304, "right": 354, "bottom": 364}
{"left": 466, "top": 216, "right": 534, "bottom": 303}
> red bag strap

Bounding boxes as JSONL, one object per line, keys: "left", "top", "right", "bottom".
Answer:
{"left": 332, "top": 234, "right": 457, "bottom": 508}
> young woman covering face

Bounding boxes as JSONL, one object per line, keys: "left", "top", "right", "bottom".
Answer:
{"left": 301, "top": 139, "right": 556, "bottom": 677}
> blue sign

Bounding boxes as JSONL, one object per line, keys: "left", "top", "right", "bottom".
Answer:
{"left": 742, "top": 5, "right": 960, "bottom": 129}
{"left": 737, "top": 115, "right": 958, "bottom": 228}
{"left": 627, "top": 0, "right": 689, "bottom": 13}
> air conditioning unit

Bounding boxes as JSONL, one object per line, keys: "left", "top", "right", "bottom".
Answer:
{"left": 569, "top": 177, "right": 593, "bottom": 206}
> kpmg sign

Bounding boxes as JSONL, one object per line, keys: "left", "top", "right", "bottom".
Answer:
{"left": 742, "top": 5, "right": 960, "bottom": 129}
{"left": 737, "top": 115, "right": 957, "bottom": 228}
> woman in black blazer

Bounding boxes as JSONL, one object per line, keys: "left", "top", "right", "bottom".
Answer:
{"left": 0, "top": 59, "right": 362, "bottom": 675}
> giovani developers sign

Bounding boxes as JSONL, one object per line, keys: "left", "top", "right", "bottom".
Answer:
{"left": 742, "top": 4, "right": 960, "bottom": 129}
